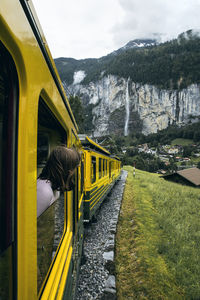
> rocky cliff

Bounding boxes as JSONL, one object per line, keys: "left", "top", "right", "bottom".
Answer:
{"left": 67, "top": 75, "right": 200, "bottom": 136}
{"left": 55, "top": 32, "right": 200, "bottom": 137}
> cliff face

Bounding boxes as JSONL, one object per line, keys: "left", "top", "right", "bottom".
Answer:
{"left": 55, "top": 33, "right": 200, "bottom": 137}
{"left": 68, "top": 75, "right": 200, "bottom": 136}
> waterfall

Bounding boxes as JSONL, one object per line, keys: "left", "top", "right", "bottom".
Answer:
{"left": 124, "top": 78, "right": 130, "bottom": 136}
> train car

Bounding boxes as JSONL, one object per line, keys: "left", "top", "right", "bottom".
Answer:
{"left": 80, "top": 136, "right": 121, "bottom": 222}
{"left": 0, "top": 1, "right": 84, "bottom": 299}
{"left": 110, "top": 155, "right": 121, "bottom": 182}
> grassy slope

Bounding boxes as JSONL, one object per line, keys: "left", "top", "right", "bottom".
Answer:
{"left": 116, "top": 166, "right": 200, "bottom": 299}
{"left": 171, "top": 138, "right": 193, "bottom": 146}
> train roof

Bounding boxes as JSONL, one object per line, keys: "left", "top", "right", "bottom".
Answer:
{"left": 110, "top": 155, "right": 121, "bottom": 161}
{"left": 79, "top": 135, "right": 111, "bottom": 156}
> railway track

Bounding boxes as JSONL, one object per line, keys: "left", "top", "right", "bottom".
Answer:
{"left": 76, "top": 170, "right": 128, "bottom": 300}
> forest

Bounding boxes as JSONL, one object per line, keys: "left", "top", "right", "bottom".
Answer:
{"left": 55, "top": 30, "right": 200, "bottom": 90}
{"left": 101, "top": 33, "right": 200, "bottom": 89}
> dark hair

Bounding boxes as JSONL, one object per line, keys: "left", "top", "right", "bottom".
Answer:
{"left": 39, "top": 146, "right": 81, "bottom": 191}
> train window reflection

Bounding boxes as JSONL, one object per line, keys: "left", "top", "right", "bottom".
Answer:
{"left": 37, "top": 193, "right": 64, "bottom": 292}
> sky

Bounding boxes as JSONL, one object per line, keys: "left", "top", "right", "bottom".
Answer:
{"left": 32, "top": 0, "right": 200, "bottom": 59}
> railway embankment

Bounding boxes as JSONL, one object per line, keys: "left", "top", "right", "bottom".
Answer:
{"left": 115, "top": 166, "right": 200, "bottom": 299}
{"left": 76, "top": 170, "right": 128, "bottom": 300}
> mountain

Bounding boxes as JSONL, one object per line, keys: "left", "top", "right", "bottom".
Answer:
{"left": 111, "top": 38, "right": 158, "bottom": 55}
{"left": 54, "top": 30, "right": 200, "bottom": 137}
{"left": 55, "top": 38, "right": 158, "bottom": 86}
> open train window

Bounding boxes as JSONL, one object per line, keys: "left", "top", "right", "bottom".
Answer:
{"left": 91, "top": 156, "right": 96, "bottom": 184}
{"left": 37, "top": 98, "right": 67, "bottom": 294}
{"left": 0, "top": 43, "right": 18, "bottom": 300}
{"left": 37, "top": 133, "right": 49, "bottom": 169}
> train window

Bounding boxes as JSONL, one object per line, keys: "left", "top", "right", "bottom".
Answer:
{"left": 0, "top": 43, "right": 18, "bottom": 300}
{"left": 91, "top": 156, "right": 96, "bottom": 184}
{"left": 103, "top": 159, "right": 105, "bottom": 177}
{"left": 99, "top": 158, "right": 102, "bottom": 179}
{"left": 37, "top": 98, "right": 67, "bottom": 293}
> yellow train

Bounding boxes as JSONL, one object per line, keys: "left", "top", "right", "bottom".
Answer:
{"left": 80, "top": 136, "right": 121, "bottom": 222}
{"left": 0, "top": 1, "right": 121, "bottom": 299}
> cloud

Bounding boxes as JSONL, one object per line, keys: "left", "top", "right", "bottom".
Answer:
{"left": 112, "top": 0, "right": 200, "bottom": 47}
{"left": 33, "top": 0, "right": 124, "bottom": 58}
{"left": 32, "top": 0, "right": 200, "bottom": 59}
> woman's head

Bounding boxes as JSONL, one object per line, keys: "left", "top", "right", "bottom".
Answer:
{"left": 39, "top": 146, "right": 81, "bottom": 191}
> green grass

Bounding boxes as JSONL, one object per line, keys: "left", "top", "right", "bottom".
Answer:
{"left": 171, "top": 138, "right": 193, "bottom": 146}
{"left": 116, "top": 166, "right": 200, "bottom": 299}
{"left": 190, "top": 156, "right": 200, "bottom": 164}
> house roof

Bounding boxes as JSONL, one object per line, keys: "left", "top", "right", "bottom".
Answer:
{"left": 177, "top": 168, "right": 200, "bottom": 186}
{"left": 163, "top": 167, "right": 200, "bottom": 187}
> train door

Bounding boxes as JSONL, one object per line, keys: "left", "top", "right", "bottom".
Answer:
{"left": 0, "top": 43, "right": 19, "bottom": 300}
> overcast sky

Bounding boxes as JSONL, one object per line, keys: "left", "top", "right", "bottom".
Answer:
{"left": 32, "top": 0, "right": 200, "bottom": 59}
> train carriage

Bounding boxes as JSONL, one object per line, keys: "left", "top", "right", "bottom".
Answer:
{"left": 80, "top": 136, "right": 121, "bottom": 222}
{"left": 0, "top": 1, "right": 84, "bottom": 299}
{"left": 0, "top": 1, "right": 121, "bottom": 299}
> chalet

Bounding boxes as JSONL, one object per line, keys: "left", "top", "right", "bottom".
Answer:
{"left": 162, "top": 167, "right": 200, "bottom": 187}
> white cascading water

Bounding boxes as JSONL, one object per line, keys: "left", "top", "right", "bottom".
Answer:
{"left": 124, "top": 78, "right": 130, "bottom": 136}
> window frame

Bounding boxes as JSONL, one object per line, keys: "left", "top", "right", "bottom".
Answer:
{"left": 37, "top": 97, "right": 68, "bottom": 294}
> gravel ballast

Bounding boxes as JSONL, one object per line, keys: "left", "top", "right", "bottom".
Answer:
{"left": 76, "top": 170, "right": 127, "bottom": 300}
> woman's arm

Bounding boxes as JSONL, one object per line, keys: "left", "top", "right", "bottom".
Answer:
{"left": 37, "top": 179, "right": 59, "bottom": 217}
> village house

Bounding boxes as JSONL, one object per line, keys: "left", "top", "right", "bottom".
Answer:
{"left": 162, "top": 167, "right": 200, "bottom": 187}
